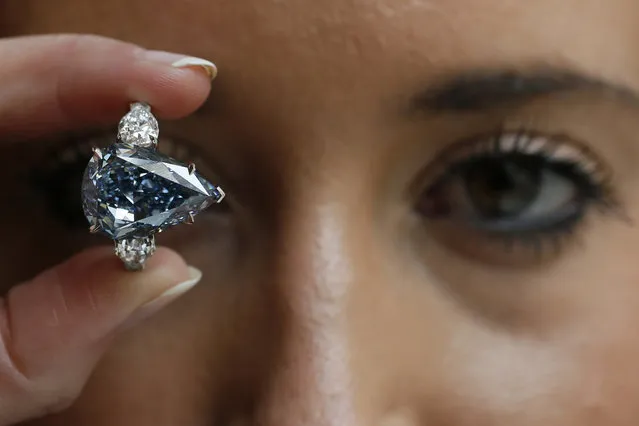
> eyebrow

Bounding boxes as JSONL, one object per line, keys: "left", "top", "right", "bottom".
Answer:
{"left": 410, "top": 68, "right": 639, "bottom": 113}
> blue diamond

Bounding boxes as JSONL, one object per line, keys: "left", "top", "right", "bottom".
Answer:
{"left": 81, "top": 144, "right": 224, "bottom": 239}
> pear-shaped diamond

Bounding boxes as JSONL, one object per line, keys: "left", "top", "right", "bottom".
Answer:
{"left": 118, "top": 103, "right": 159, "bottom": 147}
{"left": 81, "top": 144, "right": 224, "bottom": 239}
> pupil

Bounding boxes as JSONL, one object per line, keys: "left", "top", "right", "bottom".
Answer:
{"left": 463, "top": 156, "right": 542, "bottom": 219}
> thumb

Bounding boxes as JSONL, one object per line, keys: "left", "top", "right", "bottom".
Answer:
{"left": 0, "top": 246, "right": 201, "bottom": 425}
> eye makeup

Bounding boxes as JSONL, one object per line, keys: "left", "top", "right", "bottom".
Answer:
{"left": 415, "top": 129, "right": 622, "bottom": 259}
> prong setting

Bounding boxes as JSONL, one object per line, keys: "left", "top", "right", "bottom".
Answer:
{"left": 92, "top": 147, "right": 103, "bottom": 161}
{"left": 215, "top": 186, "right": 226, "bottom": 203}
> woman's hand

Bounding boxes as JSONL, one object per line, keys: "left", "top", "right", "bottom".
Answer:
{"left": 0, "top": 34, "right": 214, "bottom": 425}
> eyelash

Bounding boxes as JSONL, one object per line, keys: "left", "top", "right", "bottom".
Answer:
{"left": 416, "top": 129, "right": 623, "bottom": 255}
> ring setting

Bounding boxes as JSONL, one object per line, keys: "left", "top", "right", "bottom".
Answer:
{"left": 81, "top": 102, "right": 225, "bottom": 270}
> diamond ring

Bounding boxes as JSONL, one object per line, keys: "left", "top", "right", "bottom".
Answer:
{"left": 81, "top": 102, "right": 225, "bottom": 271}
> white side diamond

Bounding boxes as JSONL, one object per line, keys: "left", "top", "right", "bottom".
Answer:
{"left": 115, "top": 235, "right": 156, "bottom": 271}
{"left": 118, "top": 102, "right": 159, "bottom": 148}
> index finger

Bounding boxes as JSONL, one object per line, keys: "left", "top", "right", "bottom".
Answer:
{"left": 0, "top": 34, "right": 216, "bottom": 140}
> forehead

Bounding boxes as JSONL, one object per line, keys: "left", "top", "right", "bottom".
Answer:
{"left": 7, "top": 0, "right": 639, "bottom": 147}
{"left": 9, "top": 0, "right": 639, "bottom": 169}
{"left": 11, "top": 0, "right": 639, "bottom": 77}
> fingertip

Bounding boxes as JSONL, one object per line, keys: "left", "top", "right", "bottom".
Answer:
{"left": 141, "top": 246, "right": 191, "bottom": 283}
{"left": 130, "top": 64, "right": 213, "bottom": 119}
{"left": 80, "top": 246, "right": 193, "bottom": 318}
{"left": 59, "top": 245, "right": 191, "bottom": 295}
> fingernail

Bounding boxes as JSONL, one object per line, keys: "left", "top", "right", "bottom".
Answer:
{"left": 124, "top": 266, "right": 202, "bottom": 328}
{"left": 171, "top": 57, "right": 218, "bottom": 80}
{"left": 142, "top": 50, "right": 218, "bottom": 80}
{"left": 153, "top": 266, "right": 202, "bottom": 300}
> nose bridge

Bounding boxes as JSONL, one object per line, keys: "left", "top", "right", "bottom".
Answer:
{"left": 256, "top": 196, "right": 360, "bottom": 426}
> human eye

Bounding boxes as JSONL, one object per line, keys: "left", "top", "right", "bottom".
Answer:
{"left": 415, "top": 130, "right": 623, "bottom": 266}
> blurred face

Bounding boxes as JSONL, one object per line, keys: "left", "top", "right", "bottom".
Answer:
{"left": 4, "top": 0, "right": 639, "bottom": 424}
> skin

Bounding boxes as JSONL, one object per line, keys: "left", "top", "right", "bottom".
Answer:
{"left": 2, "top": 0, "right": 639, "bottom": 424}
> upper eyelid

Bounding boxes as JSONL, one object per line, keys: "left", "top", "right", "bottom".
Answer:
{"left": 433, "top": 130, "right": 606, "bottom": 175}
{"left": 408, "top": 129, "right": 612, "bottom": 199}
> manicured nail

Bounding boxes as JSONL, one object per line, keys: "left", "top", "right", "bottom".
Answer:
{"left": 151, "top": 266, "right": 202, "bottom": 301}
{"left": 124, "top": 266, "right": 202, "bottom": 328}
{"left": 171, "top": 57, "right": 218, "bottom": 80}
{"left": 142, "top": 50, "right": 217, "bottom": 80}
